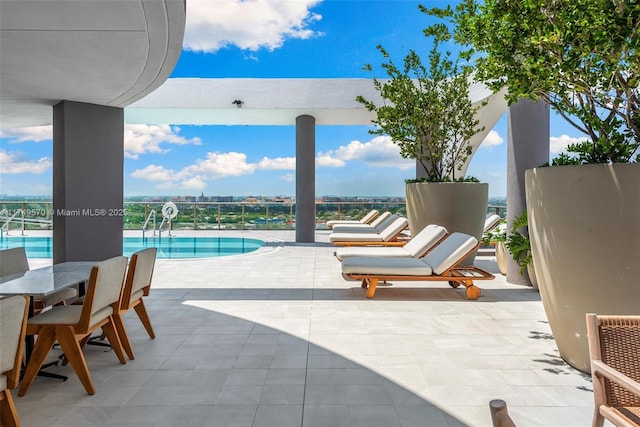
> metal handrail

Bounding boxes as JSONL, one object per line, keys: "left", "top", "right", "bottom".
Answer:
{"left": 142, "top": 210, "right": 156, "bottom": 238}
{"left": 0, "top": 200, "right": 508, "bottom": 232}
{"left": 1, "top": 208, "right": 25, "bottom": 237}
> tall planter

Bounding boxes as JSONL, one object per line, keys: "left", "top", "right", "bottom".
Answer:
{"left": 406, "top": 182, "right": 488, "bottom": 265}
{"left": 526, "top": 163, "right": 640, "bottom": 373}
{"left": 495, "top": 241, "right": 508, "bottom": 275}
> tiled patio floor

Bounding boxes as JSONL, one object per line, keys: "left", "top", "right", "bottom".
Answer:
{"left": 15, "top": 230, "right": 599, "bottom": 426}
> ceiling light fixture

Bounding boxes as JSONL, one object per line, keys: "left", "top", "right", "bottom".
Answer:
{"left": 232, "top": 99, "right": 244, "bottom": 108}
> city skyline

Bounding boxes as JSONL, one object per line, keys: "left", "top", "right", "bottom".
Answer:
{"left": 0, "top": 1, "right": 586, "bottom": 198}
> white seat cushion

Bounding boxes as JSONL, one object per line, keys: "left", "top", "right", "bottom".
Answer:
{"left": 37, "top": 287, "right": 78, "bottom": 308}
{"left": 330, "top": 233, "right": 384, "bottom": 242}
{"left": 330, "top": 224, "right": 380, "bottom": 233}
{"left": 0, "top": 374, "right": 6, "bottom": 390}
{"left": 28, "top": 305, "right": 114, "bottom": 326}
{"left": 401, "top": 224, "right": 447, "bottom": 257}
{"left": 378, "top": 218, "right": 408, "bottom": 241}
{"left": 484, "top": 214, "right": 501, "bottom": 232}
{"left": 28, "top": 305, "right": 83, "bottom": 325}
{"left": 130, "top": 289, "right": 145, "bottom": 304}
{"left": 335, "top": 246, "right": 410, "bottom": 261}
{"left": 341, "top": 256, "right": 433, "bottom": 276}
{"left": 422, "top": 232, "right": 477, "bottom": 275}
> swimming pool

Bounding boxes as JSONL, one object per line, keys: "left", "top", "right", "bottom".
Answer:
{"left": 0, "top": 236, "right": 265, "bottom": 259}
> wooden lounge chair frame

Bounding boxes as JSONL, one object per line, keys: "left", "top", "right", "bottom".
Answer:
{"left": 345, "top": 242, "right": 494, "bottom": 299}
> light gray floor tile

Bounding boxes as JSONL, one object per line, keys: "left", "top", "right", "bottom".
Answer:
{"left": 14, "top": 231, "right": 596, "bottom": 427}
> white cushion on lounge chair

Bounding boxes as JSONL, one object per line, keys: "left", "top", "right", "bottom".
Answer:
{"left": 330, "top": 217, "right": 408, "bottom": 243}
{"left": 342, "top": 256, "right": 433, "bottom": 276}
{"left": 400, "top": 224, "right": 448, "bottom": 257}
{"left": 335, "top": 224, "right": 446, "bottom": 260}
{"left": 378, "top": 218, "right": 409, "bottom": 241}
{"left": 330, "top": 232, "right": 384, "bottom": 242}
{"left": 331, "top": 214, "right": 396, "bottom": 234}
{"left": 341, "top": 232, "right": 478, "bottom": 276}
{"left": 326, "top": 209, "right": 379, "bottom": 228}
{"left": 484, "top": 214, "right": 501, "bottom": 232}
{"left": 335, "top": 246, "right": 408, "bottom": 260}
{"left": 422, "top": 232, "right": 478, "bottom": 275}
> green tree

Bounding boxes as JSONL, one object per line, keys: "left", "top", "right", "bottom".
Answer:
{"left": 452, "top": 0, "right": 639, "bottom": 164}
{"left": 356, "top": 6, "right": 484, "bottom": 182}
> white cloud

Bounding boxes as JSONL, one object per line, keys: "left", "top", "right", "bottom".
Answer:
{"left": 480, "top": 130, "right": 504, "bottom": 148}
{"left": 258, "top": 156, "right": 296, "bottom": 170}
{"left": 130, "top": 135, "right": 417, "bottom": 191}
{"left": 185, "top": 152, "right": 257, "bottom": 178}
{"left": 130, "top": 165, "right": 178, "bottom": 183}
{"left": 550, "top": 134, "right": 589, "bottom": 154}
{"left": 0, "top": 124, "right": 200, "bottom": 160}
{"left": 124, "top": 124, "right": 201, "bottom": 159}
{"left": 0, "top": 150, "right": 52, "bottom": 174}
{"left": 317, "top": 153, "right": 345, "bottom": 167}
{"left": 281, "top": 173, "right": 295, "bottom": 182}
{"left": 132, "top": 152, "right": 258, "bottom": 190}
{"left": 183, "top": 0, "right": 323, "bottom": 52}
{"left": 318, "top": 135, "right": 414, "bottom": 169}
{"left": 0, "top": 125, "right": 52, "bottom": 142}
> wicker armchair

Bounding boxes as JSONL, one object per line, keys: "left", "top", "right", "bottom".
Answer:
{"left": 586, "top": 313, "right": 640, "bottom": 427}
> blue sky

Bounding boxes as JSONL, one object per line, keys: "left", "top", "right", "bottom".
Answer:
{"left": 0, "top": 0, "right": 587, "bottom": 198}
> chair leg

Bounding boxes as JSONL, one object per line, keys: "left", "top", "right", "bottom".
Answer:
{"left": 18, "top": 327, "right": 57, "bottom": 396}
{"left": 366, "top": 278, "right": 379, "bottom": 298}
{"left": 112, "top": 313, "right": 135, "bottom": 360}
{"left": 133, "top": 299, "right": 155, "bottom": 339}
{"left": 101, "top": 319, "right": 127, "bottom": 364}
{"left": 56, "top": 327, "right": 95, "bottom": 395}
{"left": 592, "top": 410, "right": 605, "bottom": 427}
{"left": 0, "top": 390, "right": 20, "bottom": 427}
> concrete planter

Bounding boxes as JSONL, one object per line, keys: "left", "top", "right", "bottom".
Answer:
{"left": 526, "top": 261, "right": 538, "bottom": 290}
{"left": 495, "top": 241, "right": 508, "bottom": 275}
{"left": 525, "top": 163, "right": 640, "bottom": 373}
{"left": 406, "top": 182, "right": 488, "bottom": 265}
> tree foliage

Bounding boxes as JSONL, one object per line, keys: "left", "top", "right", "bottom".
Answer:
{"left": 356, "top": 6, "right": 484, "bottom": 182}
{"left": 451, "top": 0, "right": 639, "bottom": 164}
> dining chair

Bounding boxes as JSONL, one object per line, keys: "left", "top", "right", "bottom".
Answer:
{"left": 113, "top": 247, "right": 157, "bottom": 360}
{"left": 18, "top": 256, "right": 128, "bottom": 396}
{"left": 586, "top": 313, "right": 640, "bottom": 427}
{"left": 0, "top": 247, "right": 78, "bottom": 312}
{"left": 0, "top": 295, "right": 29, "bottom": 427}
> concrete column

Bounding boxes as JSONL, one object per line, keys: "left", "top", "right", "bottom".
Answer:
{"left": 296, "top": 115, "right": 316, "bottom": 243}
{"left": 53, "top": 101, "right": 124, "bottom": 263}
{"left": 506, "top": 99, "right": 549, "bottom": 284}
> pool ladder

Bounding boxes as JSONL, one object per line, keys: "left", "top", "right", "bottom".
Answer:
{"left": 142, "top": 210, "right": 157, "bottom": 238}
{"left": 142, "top": 210, "right": 172, "bottom": 238}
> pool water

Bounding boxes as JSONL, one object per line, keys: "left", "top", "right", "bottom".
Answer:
{"left": 0, "top": 236, "right": 264, "bottom": 259}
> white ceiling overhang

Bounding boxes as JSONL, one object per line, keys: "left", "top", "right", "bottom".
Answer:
{"left": 0, "top": 0, "right": 186, "bottom": 128}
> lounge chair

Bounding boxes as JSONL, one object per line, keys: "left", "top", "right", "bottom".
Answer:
{"left": 326, "top": 209, "right": 379, "bottom": 229}
{"left": 334, "top": 224, "right": 448, "bottom": 261}
{"left": 484, "top": 214, "right": 502, "bottom": 232}
{"left": 330, "top": 217, "right": 409, "bottom": 246}
{"left": 341, "top": 232, "right": 494, "bottom": 299}
{"left": 330, "top": 211, "right": 393, "bottom": 233}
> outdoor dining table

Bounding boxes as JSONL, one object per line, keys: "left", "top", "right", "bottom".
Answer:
{"left": 0, "top": 261, "right": 95, "bottom": 380}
